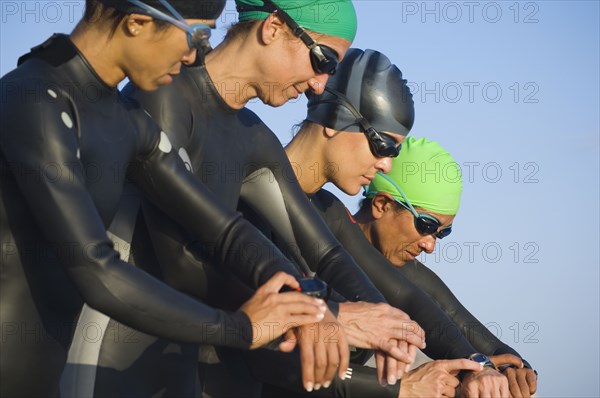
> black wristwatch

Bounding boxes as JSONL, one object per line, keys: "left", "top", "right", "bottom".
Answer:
{"left": 468, "top": 353, "right": 497, "bottom": 370}
{"left": 298, "top": 277, "right": 328, "bottom": 299}
{"left": 458, "top": 353, "right": 496, "bottom": 381}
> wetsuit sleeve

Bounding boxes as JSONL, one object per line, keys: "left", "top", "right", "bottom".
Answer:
{"left": 239, "top": 348, "right": 400, "bottom": 398}
{"left": 238, "top": 123, "right": 385, "bottom": 304}
{"left": 127, "top": 111, "right": 306, "bottom": 290}
{"left": 400, "top": 260, "right": 522, "bottom": 357}
{"left": 315, "top": 190, "right": 477, "bottom": 359}
{"left": 0, "top": 80, "right": 252, "bottom": 348}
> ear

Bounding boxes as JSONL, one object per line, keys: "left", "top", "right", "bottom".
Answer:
{"left": 260, "top": 12, "right": 286, "bottom": 45}
{"left": 125, "top": 13, "right": 154, "bottom": 37}
{"left": 371, "top": 193, "right": 395, "bottom": 220}
{"left": 323, "top": 127, "right": 339, "bottom": 139}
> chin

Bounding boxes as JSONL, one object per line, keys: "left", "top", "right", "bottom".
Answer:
{"left": 336, "top": 184, "right": 360, "bottom": 196}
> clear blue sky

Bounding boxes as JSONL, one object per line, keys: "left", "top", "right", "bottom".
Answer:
{"left": 1, "top": 1, "right": 598, "bottom": 396}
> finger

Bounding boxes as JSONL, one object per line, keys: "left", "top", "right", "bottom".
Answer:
{"left": 279, "top": 329, "right": 297, "bottom": 353}
{"left": 407, "top": 342, "right": 417, "bottom": 364}
{"left": 516, "top": 371, "right": 531, "bottom": 397}
{"left": 525, "top": 370, "right": 537, "bottom": 394}
{"left": 259, "top": 272, "right": 299, "bottom": 294}
{"left": 398, "top": 321, "right": 426, "bottom": 348}
{"left": 490, "top": 354, "right": 523, "bottom": 369}
{"left": 277, "top": 291, "right": 326, "bottom": 305}
{"left": 375, "top": 350, "right": 386, "bottom": 385}
{"left": 283, "top": 313, "right": 327, "bottom": 330}
{"left": 443, "top": 384, "right": 457, "bottom": 397}
{"left": 386, "top": 353, "right": 398, "bottom": 385}
{"left": 396, "top": 340, "right": 408, "bottom": 379}
{"left": 383, "top": 341, "right": 412, "bottom": 364}
{"left": 441, "top": 359, "right": 484, "bottom": 373}
{"left": 506, "top": 369, "right": 522, "bottom": 398}
{"left": 445, "top": 372, "right": 461, "bottom": 388}
{"left": 461, "top": 382, "right": 477, "bottom": 398}
{"left": 276, "top": 297, "right": 326, "bottom": 315}
{"left": 337, "top": 325, "right": 349, "bottom": 384}
{"left": 299, "top": 328, "right": 315, "bottom": 392}
{"left": 313, "top": 331, "right": 328, "bottom": 390}
{"left": 500, "top": 378, "right": 511, "bottom": 398}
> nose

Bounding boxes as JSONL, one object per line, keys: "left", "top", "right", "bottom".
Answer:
{"left": 417, "top": 235, "right": 436, "bottom": 254}
{"left": 375, "top": 157, "right": 392, "bottom": 174}
{"left": 308, "top": 74, "right": 330, "bottom": 95}
{"left": 182, "top": 47, "right": 197, "bottom": 66}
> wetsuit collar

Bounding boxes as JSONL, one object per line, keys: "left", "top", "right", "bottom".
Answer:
{"left": 18, "top": 34, "right": 117, "bottom": 93}
{"left": 184, "top": 62, "right": 239, "bottom": 115}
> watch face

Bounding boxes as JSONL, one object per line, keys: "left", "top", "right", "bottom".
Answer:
{"left": 298, "top": 277, "right": 327, "bottom": 299}
{"left": 470, "top": 353, "right": 488, "bottom": 363}
{"left": 469, "top": 353, "right": 496, "bottom": 369}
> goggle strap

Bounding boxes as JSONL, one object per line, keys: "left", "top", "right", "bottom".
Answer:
{"left": 128, "top": 0, "right": 191, "bottom": 32}
{"left": 375, "top": 172, "right": 421, "bottom": 218}
{"left": 242, "top": 0, "right": 318, "bottom": 48}
{"left": 158, "top": 0, "right": 185, "bottom": 22}
{"left": 322, "top": 87, "right": 375, "bottom": 133}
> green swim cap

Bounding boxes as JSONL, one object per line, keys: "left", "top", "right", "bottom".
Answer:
{"left": 235, "top": 0, "right": 357, "bottom": 42}
{"left": 365, "top": 137, "right": 463, "bottom": 215}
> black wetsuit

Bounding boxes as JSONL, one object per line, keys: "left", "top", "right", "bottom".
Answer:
{"left": 0, "top": 34, "right": 329, "bottom": 397}
{"left": 66, "top": 60, "right": 385, "bottom": 396}
{"left": 310, "top": 189, "right": 521, "bottom": 358}
{"left": 245, "top": 189, "right": 527, "bottom": 398}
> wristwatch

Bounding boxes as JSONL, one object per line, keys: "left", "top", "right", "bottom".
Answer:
{"left": 458, "top": 353, "right": 496, "bottom": 381}
{"left": 468, "top": 353, "right": 497, "bottom": 370}
{"left": 298, "top": 277, "right": 328, "bottom": 299}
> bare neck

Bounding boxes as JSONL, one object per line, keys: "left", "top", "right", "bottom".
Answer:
{"left": 69, "top": 22, "right": 126, "bottom": 88}
{"left": 285, "top": 125, "right": 329, "bottom": 195}
{"left": 204, "top": 36, "right": 263, "bottom": 110}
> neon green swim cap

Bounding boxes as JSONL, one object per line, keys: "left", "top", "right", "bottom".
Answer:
{"left": 235, "top": 0, "right": 357, "bottom": 42}
{"left": 365, "top": 137, "right": 463, "bottom": 215}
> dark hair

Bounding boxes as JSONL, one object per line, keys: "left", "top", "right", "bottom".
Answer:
{"left": 358, "top": 195, "right": 409, "bottom": 215}
{"left": 84, "top": 0, "right": 170, "bottom": 38}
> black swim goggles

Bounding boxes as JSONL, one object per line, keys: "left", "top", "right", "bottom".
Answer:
{"left": 367, "top": 172, "right": 453, "bottom": 239}
{"left": 317, "top": 87, "right": 402, "bottom": 158}
{"left": 236, "top": 0, "right": 339, "bottom": 75}
{"left": 128, "top": 0, "right": 212, "bottom": 51}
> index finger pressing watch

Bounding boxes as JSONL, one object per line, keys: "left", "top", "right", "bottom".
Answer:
{"left": 458, "top": 353, "right": 497, "bottom": 381}
{"left": 468, "top": 353, "right": 497, "bottom": 370}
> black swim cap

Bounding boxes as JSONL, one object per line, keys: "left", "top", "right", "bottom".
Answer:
{"left": 98, "top": 0, "right": 226, "bottom": 20}
{"left": 306, "top": 48, "right": 415, "bottom": 136}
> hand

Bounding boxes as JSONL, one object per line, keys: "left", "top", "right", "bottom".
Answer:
{"left": 337, "top": 302, "right": 426, "bottom": 353}
{"left": 239, "top": 272, "right": 327, "bottom": 349}
{"left": 279, "top": 308, "right": 349, "bottom": 392}
{"left": 399, "top": 359, "right": 483, "bottom": 397}
{"left": 490, "top": 354, "right": 537, "bottom": 397}
{"left": 502, "top": 367, "right": 537, "bottom": 398}
{"left": 461, "top": 367, "right": 510, "bottom": 398}
{"left": 375, "top": 340, "right": 418, "bottom": 386}
{"left": 338, "top": 302, "right": 425, "bottom": 385}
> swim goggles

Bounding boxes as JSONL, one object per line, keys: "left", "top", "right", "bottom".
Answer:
{"left": 366, "top": 172, "right": 453, "bottom": 239}
{"left": 236, "top": 0, "right": 339, "bottom": 75}
{"left": 313, "top": 87, "right": 402, "bottom": 158}
{"left": 128, "top": 0, "right": 212, "bottom": 51}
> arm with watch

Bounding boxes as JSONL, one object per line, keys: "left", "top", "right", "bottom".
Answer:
{"left": 400, "top": 260, "right": 538, "bottom": 397}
